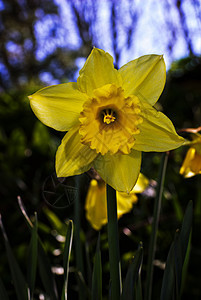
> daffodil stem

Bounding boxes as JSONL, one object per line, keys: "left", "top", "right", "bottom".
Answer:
{"left": 145, "top": 152, "right": 169, "bottom": 300}
{"left": 106, "top": 184, "right": 122, "bottom": 300}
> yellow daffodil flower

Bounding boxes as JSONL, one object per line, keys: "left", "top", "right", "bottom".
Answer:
{"left": 85, "top": 173, "right": 149, "bottom": 230}
{"left": 29, "top": 48, "right": 184, "bottom": 192}
{"left": 180, "top": 132, "right": 201, "bottom": 177}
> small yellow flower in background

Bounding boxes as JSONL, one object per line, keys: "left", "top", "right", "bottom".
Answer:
{"left": 180, "top": 131, "right": 201, "bottom": 178}
{"left": 29, "top": 48, "right": 184, "bottom": 192}
{"left": 85, "top": 173, "right": 149, "bottom": 230}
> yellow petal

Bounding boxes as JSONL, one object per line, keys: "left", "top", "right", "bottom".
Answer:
{"left": 77, "top": 48, "right": 122, "bottom": 97}
{"left": 189, "top": 151, "right": 201, "bottom": 175}
{"left": 93, "top": 149, "right": 142, "bottom": 192}
{"left": 134, "top": 102, "right": 184, "bottom": 152}
{"left": 133, "top": 173, "right": 149, "bottom": 193}
{"left": 116, "top": 192, "right": 138, "bottom": 217}
{"left": 56, "top": 125, "right": 98, "bottom": 177}
{"left": 119, "top": 54, "right": 166, "bottom": 106}
{"left": 29, "top": 82, "right": 88, "bottom": 131}
{"left": 85, "top": 179, "right": 138, "bottom": 230}
{"left": 180, "top": 148, "right": 195, "bottom": 177}
{"left": 85, "top": 180, "right": 107, "bottom": 230}
{"left": 180, "top": 147, "right": 201, "bottom": 178}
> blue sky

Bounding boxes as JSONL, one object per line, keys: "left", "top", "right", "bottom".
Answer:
{"left": 1, "top": 0, "right": 201, "bottom": 85}
{"left": 35, "top": 0, "right": 201, "bottom": 68}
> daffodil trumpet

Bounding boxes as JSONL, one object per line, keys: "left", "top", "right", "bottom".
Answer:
{"left": 29, "top": 48, "right": 184, "bottom": 192}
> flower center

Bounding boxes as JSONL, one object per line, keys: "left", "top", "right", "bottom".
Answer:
{"left": 102, "top": 109, "right": 116, "bottom": 124}
{"left": 79, "top": 84, "right": 143, "bottom": 155}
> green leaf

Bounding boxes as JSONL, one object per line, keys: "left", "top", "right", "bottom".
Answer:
{"left": 62, "top": 220, "right": 73, "bottom": 300}
{"left": 135, "top": 269, "right": 143, "bottom": 300}
{"left": 160, "top": 239, "right": 176, "bottom": 300}
{"left": 84, "top": 240, "right": 92, "bottom": 286}
{"left": 92, "top": 234, "right": 102, "bottom": 300}
{"left": 145, "top": 152, "right": 168, "bottom": 300}
{"left": 17, "top": 196, "right": 33, "bottom": 229}
{"left": 180, "top": 233, "right": 191, "bottom": 294}
{"left": 160, "top": 201, "right": 193, "bottom": 300}
{"left": 0, "top": 215, "right": 28, "bottom": 300}
{"left": 0, "top": 278, "right": 9, "bottom": 300}
{"left": 74, "top": 175, "right": 86, "bottom": 300}
{"left": 177, "top": 201, "right": 193, "bottom": 264}
{"left": 74, "top": 270, "right": 91, "bottom": 299}
{"left": 174, "top": 201, "right": 193, "bottom": 294}
{"left": 17, "top": 197, "right": 58, "bottom": 300}
{"left": 27, "top": 213, "right": 38, "bottom": 297}
{"left": 121, "top": 242, "right": 143, "bottom": 300}
{"left": 37, "top": 240, "right": 58, "bottom": 300}
{"left": 43, "top": 207, "right": 67, "bottom": 236}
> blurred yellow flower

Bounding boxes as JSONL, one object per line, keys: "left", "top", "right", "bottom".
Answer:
{"left": 180, "top": 132, "right": 201, "bottom": 178}
{"left": 85, "top": 173, "right": 149, "bottom": 230}
{"left": 29, "top": 48, "right": 184, "bottom": 192}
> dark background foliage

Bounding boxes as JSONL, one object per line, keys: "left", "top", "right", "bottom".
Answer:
{"left": 0, "top": 0, "right": 201, "bottom": 299}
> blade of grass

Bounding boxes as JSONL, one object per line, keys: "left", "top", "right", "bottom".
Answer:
{"left": 27, "top": 213, "right": 38, "bottom": 298}
{"left": 92, "top": 234, "right": 102, "bottom": 300}
{"left": 160, "top": 238, "right": 176, "bottom": 300}
{"left": 17, "top": 196, "right": 33, "bottom": 229}
{"left": 0, "top": 278, "right": 9, "bottom": 300}
{"left": 180, "top": 232, "right": 191, "bottom": 295}
{"left": 135, "top": 274, "right": 143, "bottom": 300}
{"left": 37, "top": 241, "right": 58, "bottom": 300}
{"left": 17, "top": 196, "right": 58, "bottom": 300}
{"left": 106, "top": 184, "right": 122, "bottom": 300}
{"left": 0, "top": 214, "right": 29, "bottom": 300}
{"left": 43, "top": 207, "right": 67, "bottom": 236}
{"left": 145, "top": 152, "right": 169, "bottom": 300}
{"left": 160, "top": 201, "right": 193, "bottom": 300}
{"left": 74, "top": 175, "right": 86, "bottom": 300}
{"left": 85, "top": 239, "right": 92, "bottom": 286}
{"left": 174, "top": 201, "right": 193, "bottom": 296}
{"left": 121, "top": 242, "right": 143, "bottom": 300}
{"left": 74, "top": 269, "right": 91, "bottom": 299}
{"left": 135, "top": 243, "right": 143, "bottom": 300}
{"left": 170, "top": 188, "right": 183, "bottom": 222}
{"left": 62, "top": 220, "right": 73, "bottom": 300}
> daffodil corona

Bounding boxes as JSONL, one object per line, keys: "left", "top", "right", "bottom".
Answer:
{"left": 79, "top": 84, "right": 142, "bottom": 155}
{"left": 29, "top": 48, "right": 184, "bottom": 192}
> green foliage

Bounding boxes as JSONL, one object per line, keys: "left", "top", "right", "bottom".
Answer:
{"left": 0, "top": 215, "right": 29, "bottom": 300}
{"left": 62, "top": 220, "right": 73, "bottom": 300}
{"left": 92, "top": 235, "right": 102, "bottom": 300}
{"left": 0, "top": 84, "right": 59, "bottom": 212}
{"left": 121, "top": 243, "right": 143, "bottom": 300}
{"left": 0, "top": 193, "right": 194, "bottom": 300}
{"left": 27, "top": 213, "right": 38, "bottom": 297}
{"left": 160, "top": 201, "right": 193, "bottom": 300}
{"left": 0, "top": 278, "right": 9, "bottom": 300}
{"left": 0, "top": 198, "right": 75, "bottom": 299}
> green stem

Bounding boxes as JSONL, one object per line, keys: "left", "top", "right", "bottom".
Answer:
{"left": 106, "top": 184, "right": 122, "bottom": 300}
{"left": 145, "top": 152, "right": 169, "bottom": 300}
